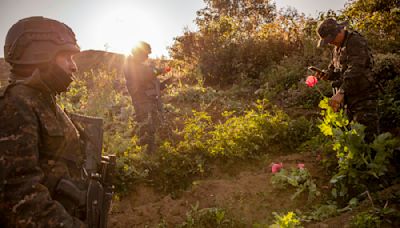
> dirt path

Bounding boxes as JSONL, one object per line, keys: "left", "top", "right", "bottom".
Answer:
{"left": 109, "top": 153, "right": 331, "bottom": 227}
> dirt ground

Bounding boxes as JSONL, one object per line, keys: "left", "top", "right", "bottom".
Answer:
{"left": 108, "top": 152, "right": 335, "bottom": 227}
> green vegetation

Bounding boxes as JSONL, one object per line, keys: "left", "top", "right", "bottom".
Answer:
{"left": 271, "top": 168, "right": 320, "bottom": 201}
{"left": 54, "top": 0, "right": 400, "bottom": 226}
{"left": 175, "top": 203, "right": 245, "bottom": 228}
{"left": 318, "top": 98, "right": 399, "bottom": 198}
{"left": 269, "top": 212, "right": 302, "bottom": 228}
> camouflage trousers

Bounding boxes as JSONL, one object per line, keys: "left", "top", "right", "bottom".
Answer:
{"left": 347, "top": 99, "right": 379, "bottom": 143}
{"left": 133, "top": 101, "right": 162, "bottom": 154}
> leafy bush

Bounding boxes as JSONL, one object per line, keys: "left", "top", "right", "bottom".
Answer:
{"left": 208, "top": 102, "right": 289, "bottom": 158}
{"left": 341, "top": 0, "right": 400, "bottom": 52}
{"left": 302, "top": 203, "right": 339, "bottom": 222}
{"left": 318, "top": 98, "right": 400, "bottom": 198}
{"left": 146, "top": 100, "right": 316, "bottom": 193}
{"left": 350, "top": 211, "right": 381, "bottom": 228}
{"left": 169, "top": 1, "right": 312, "bottom": 86}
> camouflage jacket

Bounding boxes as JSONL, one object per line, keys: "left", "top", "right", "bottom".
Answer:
{"left": 325, "top": 30, "right": 377, "bottom": 106}
{"left": 124, "top": 57, "right": 161, "bottom": 104}
{"left": 0, "top": 71, "right": 86, "bottom": 227}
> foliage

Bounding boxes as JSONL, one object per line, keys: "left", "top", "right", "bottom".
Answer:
{"left": 375, "top": 53, "right": 400, "bottom": 133}
{"left": 373, "top": 53, "right": 400, "bottom": 82}
{"left": 350, "top": 202, "right": 400, "bottom": 228}
{"left": 318, "top": 98, "right": 400, "bottom": 198}
{"left": 269, "top": 212, "right": 302, "bottom": 228}
{"left": 271, "top": 168, "right": 320, "bottom": 201}
{"left": 350, "top": 211, "right": 381, "bottom": 228}
{"left": 58, "top": 69, "right": 142, "bottom": 193}
{"left": 302, "top": 203, "right": 339, "bottom": 222}
{"left": 257, "top": 51, "right": 332, "bottom": 111}
{"left": 208, "top": 101, "right": 289, "bottom": 158}
{"left": 177, "top": 203, "right": 245, "bottom": 228}
{"left": 169, "top": 1, "right": 311, "bottom": 86}
{"left": 341, "top": 0, "right": 400, "bottom": 52}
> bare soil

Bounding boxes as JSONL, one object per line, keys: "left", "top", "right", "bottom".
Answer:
{"left": 108, "top": 152, "right": 332, "bottom": 227}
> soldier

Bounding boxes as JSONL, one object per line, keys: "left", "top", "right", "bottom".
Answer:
{"left": 124, "top": 41, "right": 170, "bottom": 154}
{"left": 1, "top": 16, "right": 86, "bottom": 227}
{"left": 315, "top": 18, "right": 379, "bottom": 142}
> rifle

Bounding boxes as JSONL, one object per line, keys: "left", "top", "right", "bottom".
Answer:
{"left": 68, "top": 113, "right": 116, "bottom": 228}
{"left": 307, "top": 66, "right": 325, "bottom": 79}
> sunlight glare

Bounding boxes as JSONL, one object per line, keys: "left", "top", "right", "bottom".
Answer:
{"left": 96, "top": 7, "right": 156, "bottom": 56}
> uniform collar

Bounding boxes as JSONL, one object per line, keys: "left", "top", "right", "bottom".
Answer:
{"left": 22, "top": 69, "right": 54, "bottom": 95}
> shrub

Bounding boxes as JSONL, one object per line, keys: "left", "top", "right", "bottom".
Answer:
{"left": 318, "top": 98, "right": 400, "bottom": 198}
{"left": 269, "top": 212, "right": 302, "bottom": 228}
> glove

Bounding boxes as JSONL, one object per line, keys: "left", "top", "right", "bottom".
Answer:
{"left": 329, "top": 91, "right": 344, "bottom": 112}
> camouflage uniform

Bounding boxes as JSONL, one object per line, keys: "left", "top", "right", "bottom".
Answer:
{"left": 318, "top": 19, "right": 379, "bottom": 142}
{"left": 124, "top": 54, "right": 162, "bottom": 154}
{"left": 0, "top": 74, "right": 86, "bottom": 227}
{"left": 0, "top": 17, "right": 86, "bottom": 227}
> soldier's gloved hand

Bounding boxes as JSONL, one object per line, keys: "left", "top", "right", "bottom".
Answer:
{"left": 329, "top": 91, "right": 344, "bottom": 112}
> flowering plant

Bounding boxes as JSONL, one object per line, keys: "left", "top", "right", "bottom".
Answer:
{"left": 305, "top": 75, "right": 323, "bottom": 96}
{"left": 306, "top": 76, "right": 318, "bottom": 87}
{"left": 271, "top": 163, "right": 283, "bottom": 173}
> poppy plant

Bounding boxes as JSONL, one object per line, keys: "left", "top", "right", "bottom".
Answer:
{"left": 271, "top": 163, "right": 283, "bottom": 173}
{"left": 306, "top": 75, "right": 318, "bottom": 87}
{"left": 305, "top": 75, "right": 324, "bottom": 97}
{"left": 297, "top": 163, "right": 305, "bottom": 169}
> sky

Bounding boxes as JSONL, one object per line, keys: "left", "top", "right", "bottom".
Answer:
{"left": 0, "top": 0, "right": 348, "bottom": 58}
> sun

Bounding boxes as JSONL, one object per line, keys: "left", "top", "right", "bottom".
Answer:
{"left": 96, "top": 7, "right": 156, "bottom": 56}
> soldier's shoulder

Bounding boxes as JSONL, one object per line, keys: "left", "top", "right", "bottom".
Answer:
{"left": 347, "top": 31, "right": 368, "bottom": 47}
{"left": 0, "top": 83, "right": 41, "bottom": 106}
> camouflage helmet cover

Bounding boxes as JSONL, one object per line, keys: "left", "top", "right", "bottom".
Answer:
{"left": 4, "top": 16, "right": 80, "bottom": 65}
{"left": 316, "top": 18, "right": 345, "bottom": 47}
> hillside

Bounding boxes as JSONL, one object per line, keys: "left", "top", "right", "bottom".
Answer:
{"left": 73, "top": 50, "right": 125, "bottom": 75}
{"left": 1, "top": 0, "right": 400, "bottom": 227}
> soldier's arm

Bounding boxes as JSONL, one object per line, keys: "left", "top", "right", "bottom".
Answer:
{"left": 324, "top": 61, "right": 340, "bottom": 81}
{"left": 339, "top": 36, "right": 372, "bottom": 96}
{"left": 0, "top": 96, "right": 84, "bottom": 228}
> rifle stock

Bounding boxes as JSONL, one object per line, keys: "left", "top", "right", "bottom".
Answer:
{"left": 69, "top": 113, "right": 115, "bottom": 228}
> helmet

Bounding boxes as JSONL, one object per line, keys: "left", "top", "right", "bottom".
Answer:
{"left": 4, "top": 16, "right": 80, "bottom": 65}
{"left": 131, "top": 41, "right": 151, "bottom": 55}
{"left": 316, "top": 18, "right": 345, "bottom": 47}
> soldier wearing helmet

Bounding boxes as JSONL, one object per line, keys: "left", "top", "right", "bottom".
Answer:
{"left": 124, "top": 41, "right": 170, "bottom": 154}
{"left": 1, "top": 17, "right": 86, "bottom": 227}
{"left": 314, "top": 18, "right": 378, "bottom": 142}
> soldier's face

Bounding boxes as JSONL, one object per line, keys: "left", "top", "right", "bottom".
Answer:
{"left": 55, "top": 51, "right": 78, "bottom": 75}
{"left": 330, "top": 29, "right": 345, "bottom": 47}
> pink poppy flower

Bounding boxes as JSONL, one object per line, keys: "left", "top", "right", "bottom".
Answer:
{"left": 297, "top": 163, "right": 305, "bottom": 169}
{"left": 306, "top": 76, "right": 318, "bottom": 87}
{"left": 271, "top": 163, "right": 283, "bottom": 173}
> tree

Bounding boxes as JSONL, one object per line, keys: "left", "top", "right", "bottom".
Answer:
{"left": 341, "top": 0, "right": 400, "bottom": 52}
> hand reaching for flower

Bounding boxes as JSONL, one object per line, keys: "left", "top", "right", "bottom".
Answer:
{"left": 329, "top": 91, "right": 344, "bottom": 112}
